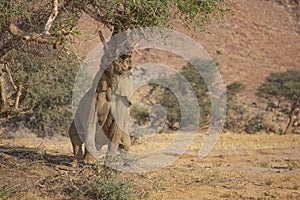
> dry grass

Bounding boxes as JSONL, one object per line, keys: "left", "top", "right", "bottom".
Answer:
{"left": 131, "top": 131, "right": 300, "bottom": 153}
{"left": 1, "top": 132, "right": 300, "bottom": 199}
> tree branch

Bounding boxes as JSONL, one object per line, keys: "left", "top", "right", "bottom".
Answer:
{"left": 14, "top": 83, "right": 23, "bottom": 110}
{"left": 44, "top": 0, "right": 59, "bottom": 35}
{"left": 0, "top": 64, "right": 7, "bottom": 109}
{"left": 98, "top": 30, "right": 108, "bottom": 50}
{"left": 4, "top": 63, "right": 17, "bottom": 91}
{"left": 8, "top": 23, "right": 62, "bottom": 46}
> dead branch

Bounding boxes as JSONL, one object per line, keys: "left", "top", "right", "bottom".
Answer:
{"left": 132, "top": 42, "right": 142, "bottom": 56}
{"left": 14, "top": 83, "right": 23, "bottom": 110}
{"left": 0, "top": 64, "right": 7, "bottom": 109}
{"left": 4, "top": 63, "right": 17, "bottom": 91}
{"left": 8, "top": 23, "right": 62, "bottom": 46}
{"left": 44, "top": 0, "right": 59, "bottom": 35}
{"left": 98, "top": 30, "right": 108, "bottom": 49}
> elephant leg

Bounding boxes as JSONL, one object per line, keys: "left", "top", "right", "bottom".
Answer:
{"left": 68, "top": 120, "right": 85, "bottom": 166}
{"left": 95, "top": 124, "right": 110, "bottom": 151}
{"left": 68, "top": 120, "right": 77, "bottom": 155}
{"left": 118, "top": 131, "right": 131, "bottom": 151}
{"left": 106, "top": 120, "right": 122, "bottom": 162}
{"left": 84, "top": 110, "right": 99, "bottom": 164}
{"left": 266, "top": 126, "right": 270, "bottom": 134}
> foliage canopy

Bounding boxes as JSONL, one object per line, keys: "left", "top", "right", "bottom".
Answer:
{"left": 256, "top": 70, "right": 300, "bottom": 103}
{"left": 256, "top": 69, "right": 300, "bottom": 133}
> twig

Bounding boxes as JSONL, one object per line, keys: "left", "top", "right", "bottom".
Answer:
{"left": 4, "top": 63, "right": 17, "bottom": 91}
{"left": 98, "top": 30, "right": 108, "bottom": 49}
{"left": 0, "top": 64, "right": 7, "bottom": 108}
{"left": 14, "top": 83, "right": 23, "bottom": 110}
{"left": 44, "top": 0, "right": 59, "bottom": 35}
{"left": 132, "top": 42, "right": 142, "bottom": 56}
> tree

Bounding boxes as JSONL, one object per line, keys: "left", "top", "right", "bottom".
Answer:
{"left": 256, "top": 70, "right": 300, "bottom": 133}
{"left": 225, "top": 81, "right": 247, "bottom": 133}
{"left": 153, "top": 61, "right": 212, "bottom": 129}
{"left": 0, "top": 0, "right": 81, "bottom": 135}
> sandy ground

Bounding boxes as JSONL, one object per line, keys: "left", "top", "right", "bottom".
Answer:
{"left": 0, "top": 132, "right": 299, "bottom": 199}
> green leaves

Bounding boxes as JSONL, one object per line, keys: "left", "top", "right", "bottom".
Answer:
{"left": 155, "top": 60, "right": 212, "bottom": 129}
{"left": 257, "top": 70, "right": 300, "bottom": 102}
{"left": 0, "top": 0, "right": 231, "bottom": 40}
{"left": 5, "top": 48, "right": 80, "bottom": 136}
{"left": 72, "top": 0, "right": 230, "bottom": 33}
{"left": 172, "top": 0, "right": 229, "bottom": 30}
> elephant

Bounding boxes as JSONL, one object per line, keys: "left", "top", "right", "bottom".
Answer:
{"left": 68, "top": 111, "right": 131, "bottom": 164}
{"left": 262, "top": 121, "right": 282, "bottom": 134}
{"left": 69, "top": 52, "right": 133, "bottom": 164}
{"left": 260, "top": 111, "right": 287, "bottom": 134}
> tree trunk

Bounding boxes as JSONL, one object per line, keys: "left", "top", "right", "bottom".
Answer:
{"left": 286, "top": 115, "right": 294, "bottom": 134}
{"left": 0, "top": 64, "right": 7, "bottom": 110}
{"left": 285, "top": 97, "right": 300, "bottom": 133}
{"left": 14, "top": 83, "right": 23, "bottom": 110}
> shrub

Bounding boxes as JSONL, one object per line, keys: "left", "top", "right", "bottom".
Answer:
{"left": 256, "top": 69, "right": 300, "bottom": 133}
{"left": 75, "top": 165, "right": 133, "bottom": 200}
{"left": 244, "top": 113, "right": 264, "bottom": 134}
{"left": 154, "top": 60, "right": 212, "bottom": 129}
{"left": 1, "top": 48, "right": 79, "bottom": 136}
{"left": 224, "top": 81, "right": 247, "bottom": 132}
{"left": 226, "top": 81, "right": 245, "bottom": 96}
{"left": 130, "top": 102, "right": 150, "bottom": 126}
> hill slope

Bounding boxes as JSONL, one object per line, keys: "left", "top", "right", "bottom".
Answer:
{"left": 73, "top": 0, "right": 300, "bottom": 101}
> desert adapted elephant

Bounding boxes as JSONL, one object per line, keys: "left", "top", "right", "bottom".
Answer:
{"left": 262, "top": 121, "right": 285, "bottom": 134}
{"left": 69, "top": 54, "right": 133, "bottom": 164}
{"left": 260, "top": 112, "right": 286, "bottom": 134}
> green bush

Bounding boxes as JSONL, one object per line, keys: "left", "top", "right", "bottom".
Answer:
{"left": 226, "top": 81, "right": 245, "bottom": 96}
{"left": 0, "top": 189, "right": 11, "bottom": 200}
{"left": 157, "top": 87, "right": 181, "bottom": 129}
{"left": 244, "top": 113, "right": 264, "bottom": 134}
{"left": 155, "top": 61, "right": 212, "bottom": 129}
{"left": 256, "top": 69, "right": 300, "bottom": 133}
{"left": 225, "top": 81, "right": 247, "bottom": 132}
{"left": 2, "top": 48, "right": 79, "bottom": 136}
{"left": 76, "top": 166, "right": 133, "bottom": 200}
{"left": 130, "top": 102, "right": 150, "bottom": 126}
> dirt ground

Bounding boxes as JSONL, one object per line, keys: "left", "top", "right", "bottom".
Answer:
{"left": 0, "top": 132, "right": 299, "bottom": 200}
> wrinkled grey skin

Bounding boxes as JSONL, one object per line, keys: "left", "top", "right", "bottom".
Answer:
{"left": 262, "top": 121, "right": 285, "bottom": 134}
{"left": 260, "top": 112, "right": 286, "bottom": 134}
{"left": 69, "top": 51, "right": 133, "bottom": 164}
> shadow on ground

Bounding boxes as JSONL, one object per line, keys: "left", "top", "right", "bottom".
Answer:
{"left": 0, "top": 145, "right": 73, "bottom": 167}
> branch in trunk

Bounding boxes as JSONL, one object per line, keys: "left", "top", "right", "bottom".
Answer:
{"left": 0, "top": 64, "right": 7, "bottom": 109}
{"left": 285, "top": 97, "right": 300, "bottom": 133}
{"left": 4, "top": 63, "right": 17, "bottom": 91}
{"left": 44, "top": 0, "right": 59, "bottom": 35}
{"left": 98, "top": 30, "right": 108, "bottom": 50}
{"left": 8, "top": 23, "right": 62, "bottom": 46}
{"left": 14, "top": 84, "right": 23, "bottom": 110}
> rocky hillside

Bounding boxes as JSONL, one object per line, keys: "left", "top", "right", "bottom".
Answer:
{"left": 73, "top": 0, "right": 300, "bottom": 101}
{"left": 194, "top": 0, "right": 300, "bottom": 99}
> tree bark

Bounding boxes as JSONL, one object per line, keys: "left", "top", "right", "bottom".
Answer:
{"left": 44, "top": 0, "right": 59, "bottom": 35}
{"left": 285, "top": 97, "right": 300, "bottom": 133}
{"left": 0, "top": 64, "right": 7, "bottom": 110}
{"left": 14, "top": 84, "right": 23, "bottom": 110}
